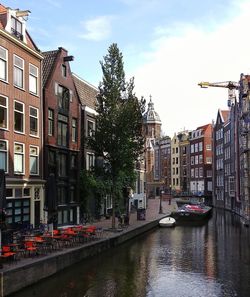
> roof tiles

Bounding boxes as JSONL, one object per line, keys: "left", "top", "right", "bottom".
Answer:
{"left": 72, "top": 74, "right": 98, "bottom": 110}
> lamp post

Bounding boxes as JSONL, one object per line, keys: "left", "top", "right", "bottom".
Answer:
{"left": 159, "top": 190, "right": 164, "bottom": 214}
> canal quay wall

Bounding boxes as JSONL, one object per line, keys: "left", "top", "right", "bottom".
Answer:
{"left": 1, "top": 198, "right": 173, "bottom": 297}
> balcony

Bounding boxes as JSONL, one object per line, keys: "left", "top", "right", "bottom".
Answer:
{"left": 11, "top": 28, "right": 23, "bottom": 41}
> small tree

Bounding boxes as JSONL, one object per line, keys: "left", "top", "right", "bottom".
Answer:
{"left": 89, "top": 43, "right": 145, "bottom": 229}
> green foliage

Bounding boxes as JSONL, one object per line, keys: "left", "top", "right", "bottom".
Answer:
{"left": 87, "top": 43, "right": 145, "bottom": 227}
{"left": 89, "top": 43, "right": 145, "bottom": 184}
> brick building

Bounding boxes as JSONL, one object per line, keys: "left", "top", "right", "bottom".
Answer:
{"left": 0, "top": 5, "right": 45, "bottom": 228}
{"left": 190, "top": 124, "right": 213, "bottom": 204}
{"left": 42, "top": 47, "right": 81, "bottom": 226}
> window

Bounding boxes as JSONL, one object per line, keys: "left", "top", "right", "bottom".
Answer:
{"left": 29, "top": 146, "right": 38, "bottom": 175}
{"left": 195, "top": 155, "right": 199, "bottom": 164}
{"left": 206, "top": 144, "right": 211, "bottom": 150}
{"left": 14, "top": 143, "right": 24, "bottom": 174}
{"left": 195, "top": 143, "right": 198, "bottom": 152}
{"left": 206, "top": 157, "right": 212, "bottom": 164}
{"left": 199, "top": 154, "right": 203, "bottom": 164}
{"left": 5, "top": 198, "right": 30, "bottom": 225}
{"left": 0, "top": 46, "right": 7, "bottom": 81}
{"left": 14, "top": 101, "right": 24, "bottom": 133}
{"left": 86, "top": 153, "right": 95, "bottom": 170}
{"left": 191, "top": 168, "right": 194, "bottom": 178}
{"left": 56, "top": 84, "right": 69, "bottom": 111}
{"left": 191, "top": 156, "right": 194, "bottom": 165}
{"left": 30, "top": 106, "right": 38, "bottom": 136}
{"left": 207, "top": 170, "right": 212, "bottom": 177}
{"left": 29, "top": 64, "right": 38, "bottom": 94}
{"left": 72, "top": 118, "right": 77, "bottom": 142}
{"left": 11, "top": 16, "right": 23, "bottom": 40}
{"left": 0, "top": 140, "right": 8, "bottom": 172}
{"left": 13, "top": 55, "right": 24, "bottom": 88}
{"left": 87, "top": 120, "right": 95, "bottom": 137}
{"left": 71, "top": 154, "right": 77, "bottom": 169}
{"left": 58, "top": 153, "right": 67, "bottom": 177}
{"left": 48, "top": 109, "right": 54, "bottom": 136}
{"left": 0, "top": 95, "right": 8, "bottom": 129}
{"left": 199, "top": 142, "right": 203, "bottom": 151}
{"left": 199, "top": 167, "right": 203, "bottom": 178}
{"left": 195, "top": 168, "right": 199, "bottom": 178}
{"left": 58, "top": 114, "right": 68, "bottom": 146}
{"left": 62, "top": 64, "right": 67, "bottom": 77}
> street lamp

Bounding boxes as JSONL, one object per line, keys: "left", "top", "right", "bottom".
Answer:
{"left": 159, "top": 190, "right": 164, "bottom": 214}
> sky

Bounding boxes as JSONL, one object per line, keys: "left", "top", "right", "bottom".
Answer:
{"left": 3, "top": 0, "right": 250, "bottom": 136}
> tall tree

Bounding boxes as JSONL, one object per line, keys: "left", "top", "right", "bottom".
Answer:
{"left": 89, "top": 43, "right": 145, "bottom": 229}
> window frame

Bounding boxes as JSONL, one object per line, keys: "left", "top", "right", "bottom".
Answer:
{"left": 29, "top": 106, "right": 39, "bottom": 137}
{"left": 48, "top": 108, "right": 54, "bottom": 136}
{"left": 71, "top": 118, "right": 77, "bottom": 142}
{"left": 86, "top": 153, "right": 95, "bottom": 170}
{"left": 0, "top": 94, "right": 8, "bottom": 130}
{"left": 13, "top": 54, "right": 24, "bottom": 89}
{"left": 29, "top": 63, "right": 38, "bottom": 95}
{"left": 14, "top": 142, "right": 25, "bottom": 175}
{"left": 0, "top": 46, "right": 8, "bottom": 82}
{"left": 14, "top": 100, "right": 25, "bottom": 134}
{"left": 11, "top": 16, "right": 23, "bottom": 40}
{"left": 0, "top": 139, "right": 8, "bottom": 173}
{"left": 87, "top": 120, "right": 95, "bottom": 137}
{"left": 29, "top": 145, "right": 39, "bottom": 175}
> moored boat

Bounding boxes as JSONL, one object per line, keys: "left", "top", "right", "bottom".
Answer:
{"left": 159, "top": 217, "right": 176, "bottom": 227}
{"left": 171, "top": 204, "right": 212, "bottom": 221}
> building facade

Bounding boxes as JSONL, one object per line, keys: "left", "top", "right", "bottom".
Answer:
{"left": 177, "top": 130, "right": 190, "bottom": 195}
{"left": 190, "top": 124, "right": 213, "bottom": 204}
{"left": 42, "top": 47, "right": 81, "bottom": 226}
{"left": 0, "top": 5, "right": 45, "bottom": 228}
{"left": 143, "top": 97, "right": 162, "bottom": 198}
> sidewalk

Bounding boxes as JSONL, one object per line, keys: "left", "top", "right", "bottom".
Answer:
{"left": 92, "top": 196, "right": 177, "bottom": 231}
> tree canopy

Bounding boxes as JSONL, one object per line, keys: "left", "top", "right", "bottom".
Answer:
{"left": 89, "top": 43, "right": 146, "bottom": 228}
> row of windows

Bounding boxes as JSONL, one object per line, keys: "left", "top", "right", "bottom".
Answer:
{"left": 48, "top": 109, "right": 78, "bottom": 144}
{"left": 216, "top": 128, "right": 223, "bottom": 140}
{"left": 191, "top": 155, "right": 203, "bottom": 165}
{"left": 0, "top": 140, "right": 39, "bottom": 175}
{"left": 191, "top": 168, "right": 204, "bottom": 178}
{"left": 0, "top": 95, "right": 38, "bottom": 136}
{"left": 0, "top": 46, "right": 39, "bottom": 95}
{"left": 216, "top": 143, "right": 223, "bottom": 156}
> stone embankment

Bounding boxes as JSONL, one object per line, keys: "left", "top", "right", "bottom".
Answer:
{"left": 0, "top": 198, "right": 176, "bottom": 296}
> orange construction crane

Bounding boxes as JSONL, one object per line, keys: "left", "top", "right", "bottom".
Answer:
{"left": 198, "top": 81, "right": 239, "bottom": 107}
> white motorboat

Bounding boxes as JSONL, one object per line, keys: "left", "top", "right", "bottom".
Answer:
{"left": 159, "top": 217, "right": 176, "bottom": 227}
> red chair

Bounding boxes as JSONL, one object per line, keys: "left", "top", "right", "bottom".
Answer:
{"left": 1, "top": 246, "right": 16, "bottom": 263}
{"left": 24, "top": 241, "right": 38, "bottom": 257}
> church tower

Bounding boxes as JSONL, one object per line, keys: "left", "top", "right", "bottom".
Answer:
{"left": 143, "top": 96, "right": 162, "bottom": 198}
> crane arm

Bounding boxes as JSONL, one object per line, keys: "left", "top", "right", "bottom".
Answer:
{"left": 198, "top": 81, "right": 239, "bottom": 89}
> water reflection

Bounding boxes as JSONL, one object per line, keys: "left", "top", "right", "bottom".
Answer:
{"left": 10, "top": 209, "right": 250, "bottom": 297}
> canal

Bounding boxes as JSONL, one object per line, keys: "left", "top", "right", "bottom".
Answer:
{"left": 10, "top": 209, "right": 250, "bottom": 297}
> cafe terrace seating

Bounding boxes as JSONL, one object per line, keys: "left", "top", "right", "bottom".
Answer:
{"left": 0, "top": 224, "right": 105, "bottom": 267}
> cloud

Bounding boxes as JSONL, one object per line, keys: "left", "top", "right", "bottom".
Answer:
{"left": 132, "top": 0, "right": 250, "bottom": 137}
{"left": 79, "top": 16, "right": 113, "bottom": 41}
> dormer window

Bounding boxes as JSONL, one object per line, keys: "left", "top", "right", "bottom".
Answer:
{"left": 11, "top": 16, "right": 23, "bottom": 40}
{"left": 62, "top": 64, "right": 67, "bottom": 77}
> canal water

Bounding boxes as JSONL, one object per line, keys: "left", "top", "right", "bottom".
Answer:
{"left": 10, "top": 209, "right": 250, "bottom": 297}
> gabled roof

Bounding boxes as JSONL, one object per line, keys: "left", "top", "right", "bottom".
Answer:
{"left": 0, "top": 4, "right": 7, "bottom": 14}
{"left": 0, "top": 4, "right": 39, "bottom": 52}
{"left": 42, "top": 50, "right": 58, "bottom": 87}
{"left": 221, "top": 110, "right": 229, "bottom": 123}
{"left": 72, "top": 73, "right": 98, "bottom": 110}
